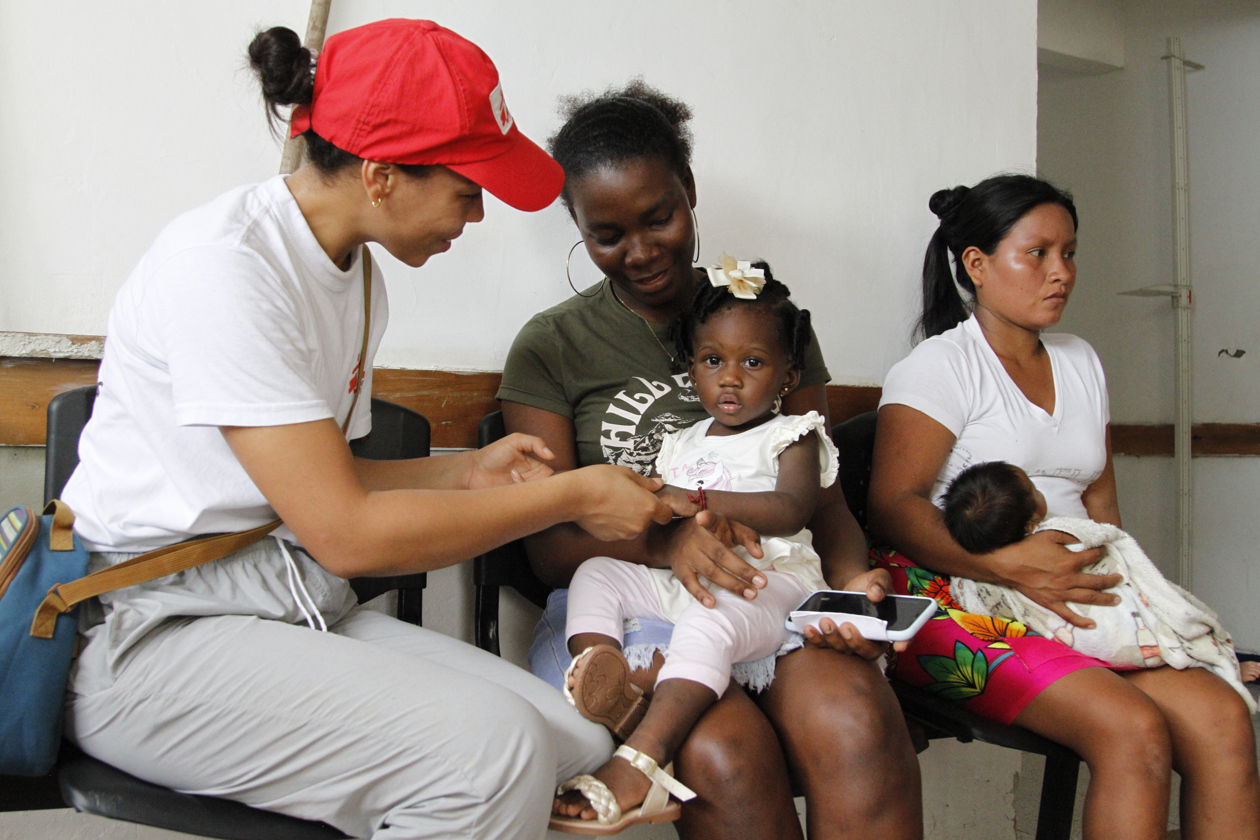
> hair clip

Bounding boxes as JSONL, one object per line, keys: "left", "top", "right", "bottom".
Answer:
{"left": 706, "top": 253, "right": 765, "bottom": 300}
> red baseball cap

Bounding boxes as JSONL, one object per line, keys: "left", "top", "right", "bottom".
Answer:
{"left": 290, "top": 19, "right": 562, "bottom": 211}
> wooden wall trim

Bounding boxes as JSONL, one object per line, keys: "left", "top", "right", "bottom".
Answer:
{"left": 2, "top": 355, "right": 1257, "bottom": 455}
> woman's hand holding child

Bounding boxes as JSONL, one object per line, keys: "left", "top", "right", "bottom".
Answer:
{"left": 991, "top": 530, "right": 1120, "bottom": 629}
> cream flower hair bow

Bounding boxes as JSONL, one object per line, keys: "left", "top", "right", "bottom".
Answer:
{"left": 706, "top": 254, "right": 766, "bottom": 300}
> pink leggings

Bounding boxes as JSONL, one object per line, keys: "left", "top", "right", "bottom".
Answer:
{"left": 565, "top": 557, "right": 812, "bottom": 697}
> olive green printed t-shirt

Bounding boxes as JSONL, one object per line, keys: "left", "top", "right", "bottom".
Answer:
{"left": 498, "top": 280, "right": 831, "bottom": 475}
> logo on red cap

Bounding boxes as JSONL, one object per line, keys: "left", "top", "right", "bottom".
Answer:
{"left": 488, "top": 84, "right": 513, "bottom": 136}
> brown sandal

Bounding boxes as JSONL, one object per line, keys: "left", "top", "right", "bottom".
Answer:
{"left": 562, "top": 645, "right": 649, "bottom": 740}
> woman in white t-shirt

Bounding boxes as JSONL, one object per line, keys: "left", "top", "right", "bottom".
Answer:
{"left": 868, "top": 174, "right": 1259, "bottom": 840}
{"left": 59, "top": 20, "right": 681, "bottom": 840}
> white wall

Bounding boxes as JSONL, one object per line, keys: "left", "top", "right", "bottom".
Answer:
{"left": 1040, "top": 0, "right": 1260, "bottom": 650}
{"left": 0, "top": 0, "right": 1036, "bottom": 383}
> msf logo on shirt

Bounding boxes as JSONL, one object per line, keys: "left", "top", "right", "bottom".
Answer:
{"left": 348, "top": 362, "right": 364, "bottom": 395}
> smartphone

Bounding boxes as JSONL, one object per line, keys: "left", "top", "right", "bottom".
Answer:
{"left": 785, "top": 590, "right": 937, "bottom": 642}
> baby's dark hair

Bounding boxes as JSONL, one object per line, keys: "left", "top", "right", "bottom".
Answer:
{"left": 942, "top": 462, "right": 1038, "bottom": 554}
{"left": 669, "top": 261, "right": 811, "bottom": 374}
{"left": 548, "top": 79, "right": 694, "bottom": 210}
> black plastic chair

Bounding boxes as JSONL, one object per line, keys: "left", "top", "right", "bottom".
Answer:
{"left": 835, "top": 410, "right": 1081, "bottom": 840}
{"left": 472, "top": 411, "right": 552, "bottom": 656}
{"left": 14, "top": 387, "right": 434, "bottom": 839}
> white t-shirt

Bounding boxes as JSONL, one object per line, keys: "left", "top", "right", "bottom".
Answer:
{"left": 879, "top": 315, "right": 1109, "bottom": 519}
{"left": 63, "top": 176, "right": 388, "bottom": 552}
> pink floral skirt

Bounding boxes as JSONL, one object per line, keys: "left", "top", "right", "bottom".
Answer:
{"left": 873, "top": 546, "right": 1110, "bottom": 725}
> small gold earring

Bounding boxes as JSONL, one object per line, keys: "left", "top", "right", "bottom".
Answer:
{"left": 372, "top": 197, "right": 382, "bottom": 209}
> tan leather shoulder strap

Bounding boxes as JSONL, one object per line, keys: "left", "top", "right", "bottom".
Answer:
{"left": 341, "top": 246, "right": 372, "bottom": 436}
{"left": 31, "top": 519, "right": 281, "bottom": 638}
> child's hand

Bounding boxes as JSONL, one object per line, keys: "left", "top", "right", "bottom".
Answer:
{"left": 658, "top": 510, "right": 765, "bottom": 608}
{"left": 655, "top": 484, "right": 701, "bottom": 518}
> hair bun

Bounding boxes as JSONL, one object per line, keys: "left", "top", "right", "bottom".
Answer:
{"left": 929, "top": 186, "right": 970, "bottom": 221}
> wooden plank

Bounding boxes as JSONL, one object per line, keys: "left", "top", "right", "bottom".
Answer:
{"left": 0, "top": 358, "right": 100, "bottom": 446}
{"left": 827, "top": 385, "right": 882, "bottom": 424}
{"left": 1111, "top": 424, "right": 1174, "bottom": 457}
{"left": 372, "top": 368, "right": 502, "bottom": 449}
{"left": 5, "top": 356, "right": 1260, "bottom": 456}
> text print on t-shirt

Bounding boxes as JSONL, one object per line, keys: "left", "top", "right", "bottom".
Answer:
{"left": 601, "top": 373, "right": 697, "bottom": 474}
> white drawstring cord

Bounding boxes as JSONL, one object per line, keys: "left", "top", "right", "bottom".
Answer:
{"left": 275, "top": 536, "right": 328, "bottom": 632}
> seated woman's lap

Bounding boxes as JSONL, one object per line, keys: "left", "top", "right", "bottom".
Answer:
{"left": 871, "top": 546, "right": 1110, "bottom": 726}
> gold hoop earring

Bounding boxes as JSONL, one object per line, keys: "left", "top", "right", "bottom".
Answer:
{"left": 566, "top": 240, "right": 602, "bottom": 298}
{"left": 690, "top": 206, "right": 701, "bottom": 264}
{"left": 371, "top": 197, "right": 382, "bottom": 209}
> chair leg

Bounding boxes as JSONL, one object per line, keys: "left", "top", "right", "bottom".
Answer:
{"left": 396, "top": 588, "right": 423, "bottom": 627}
{"left": 474, "top": 586, "right": 501, "bottom": 656}
{"left": 1035, "top": 752, "right": 1080, "bottom": 840}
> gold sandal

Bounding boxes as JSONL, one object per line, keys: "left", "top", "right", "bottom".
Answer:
{"left": 549, "top": 744, "right": 697, "bottom": 835}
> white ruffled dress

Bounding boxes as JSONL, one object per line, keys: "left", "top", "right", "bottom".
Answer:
{"left": 648, "top": 410, "right": 837, "bottom": 623}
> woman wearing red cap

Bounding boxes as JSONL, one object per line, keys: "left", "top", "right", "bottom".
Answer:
{"left": 60, "top": 20, "right": 674, "bottom": 840}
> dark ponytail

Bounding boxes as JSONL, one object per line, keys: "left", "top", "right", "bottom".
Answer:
{"left": 247, "top": 26, "right": 435, "bottom": 178}
{"left": 915, "top": 174, "right": 1078, "bottom": 342}
{"left": 248, "top": 27, "right": 316, "bottom": 133}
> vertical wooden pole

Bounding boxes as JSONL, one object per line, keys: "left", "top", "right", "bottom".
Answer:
{"left": 1166, "top": 37, "right": 1197, "bottom": 590}
{"left": 279, "top": 0, "right": 333, "bottom": 175}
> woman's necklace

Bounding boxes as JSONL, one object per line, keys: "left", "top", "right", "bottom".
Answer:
{"left": 609, "top": 283, "right": 676, "bottom": 366}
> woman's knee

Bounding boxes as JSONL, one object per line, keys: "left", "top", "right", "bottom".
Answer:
{"left": 1171, "top": 682, "right": 1257, "bottom": 773}
{"left": 770, "top": 651, "right": 909, "bottom": 766}
{"left": 1073, "top": 691, "right": 1172, "bottom": 776}
{"left": 675, "top": 691, "right": 785, "bottom": 797}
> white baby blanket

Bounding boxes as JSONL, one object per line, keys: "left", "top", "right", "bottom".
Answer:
{"left": 951, "top": 516, "right": 1254, "bottom": 711}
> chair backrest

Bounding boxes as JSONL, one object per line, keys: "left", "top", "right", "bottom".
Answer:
{"left": 45, "top": 386, "right": 97, "bottom": 504}
{"left": 349, "top": 399, "right": 430, "bottom": 460}
{"left": 832, "top": 410, "right": 878, "bottom": 530}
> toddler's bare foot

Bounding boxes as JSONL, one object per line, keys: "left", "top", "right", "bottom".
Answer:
{"left": 1241, "top": 659, "right": 1260, "bottom": 683}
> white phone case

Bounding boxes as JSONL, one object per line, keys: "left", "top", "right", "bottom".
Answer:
{"left": 784, "top": 591, "right": 937, "bottom": 641}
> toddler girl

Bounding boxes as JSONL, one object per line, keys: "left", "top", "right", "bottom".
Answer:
{"left": 550, "top": 259, "right": 837, "bottom": 834}
{"left": 942, "top": 461, "right": 1258, "bottom": 701}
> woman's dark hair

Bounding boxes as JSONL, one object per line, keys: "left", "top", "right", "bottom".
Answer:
{"left": 917, "top": 174, "right": 1078, "bottom": 341}
{"left": 670, "top": 262, "right": 811, "bottom": 374}
{"left": 548, "top": 79, "right": 694, "bottom": 209}
{"left": 247, "top": 26, "right": 433, "bottom": 178}
{"left": 942, "top": 461, "right": 1038, "bottom": 554}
